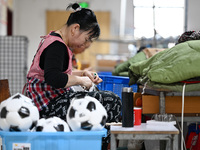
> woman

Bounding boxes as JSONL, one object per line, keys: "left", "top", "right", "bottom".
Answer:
{"left": 24, "top": 3, "right": 121, "bottom": 125}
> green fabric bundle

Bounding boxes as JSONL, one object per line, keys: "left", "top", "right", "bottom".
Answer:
{"left": 112, "top": 51, "right": 146, "bottom": 76}
{"left": 128, "top": 40, "right": 200, "bottom": 92}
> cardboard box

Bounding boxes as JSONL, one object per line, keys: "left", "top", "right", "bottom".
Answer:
{"left": 142, "top": 94, "right": 200, "bottom": 114}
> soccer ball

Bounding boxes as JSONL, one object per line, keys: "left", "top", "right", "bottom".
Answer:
{"left": 32, "top": 116, "right": 70, "bottom": 132}
{"left": 66, "top": 95, "right": 107, "bottom": 131}
{"left": 0, "top": 93, "right": 39, "bottom": 131}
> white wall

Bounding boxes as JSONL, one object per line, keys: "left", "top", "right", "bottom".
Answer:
{"left": 13, "top": 0, "right": 200, "bottom": 69}
{"left": 13, "top": 0, "right": 124, "bottom": 69}
{"left": 187, "top": 0, "right": 200, "bottom": 31}
{"left": 0, "top": 0, "right": 7, "bottom": 35}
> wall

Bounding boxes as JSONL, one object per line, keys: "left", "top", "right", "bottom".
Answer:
{"left": 0, "top": 0, "right": 7, "bottom": 35}
{"left": 13, "top": 0, "right": 124, "bottom": 69}
{"left": 0, "top": 0, "right": 13, "bottom": 35}
{"left": 187, "top": 0, "right": 200, "bottom": 31}
{"left": 13, "top": 0, "right": 200, "bottom": 69}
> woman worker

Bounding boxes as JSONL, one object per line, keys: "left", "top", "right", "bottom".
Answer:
{"left": 24, "top": 2, "right": 121, "bottom": 134}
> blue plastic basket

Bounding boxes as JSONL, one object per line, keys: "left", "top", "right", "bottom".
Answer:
{"left": 97, "top": 75, "right": 138, "bottom": 99}
{"left": 0, "top": 129, "right": 107, "bottom": 150}
{"left": 97, "top": 71, "right": 112, "bottom": 76}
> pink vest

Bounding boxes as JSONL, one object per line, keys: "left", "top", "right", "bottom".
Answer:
{"left": 25, "top": 33, "right": 73, "bottom": 111}
{"left": 27, "top": 32, "right": 73, "bottom": 80}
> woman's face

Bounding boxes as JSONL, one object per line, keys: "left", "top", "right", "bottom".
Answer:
{"left": 69, "top": 26, "right": 93, "bottom": 54}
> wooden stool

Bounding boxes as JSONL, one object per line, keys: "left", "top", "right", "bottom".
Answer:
{"left": 0, "top": 79, "right": 11, "bottom": 103}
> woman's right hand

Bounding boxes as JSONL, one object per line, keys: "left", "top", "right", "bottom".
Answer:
{"left": 65, "top": 75, "right": 93, "bottom": 90}
{"left": 80, "top": 76, "right": 93, "bottom": 90}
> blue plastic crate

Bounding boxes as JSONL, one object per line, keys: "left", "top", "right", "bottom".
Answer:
{"left": 97, "top": 75, "right": 138, "bottom": 99}
{"left": 97, "top": 71, "right": 112, "bottom": 76}
{"left": 0, "top": 129, "right": 107, "bottom": 150}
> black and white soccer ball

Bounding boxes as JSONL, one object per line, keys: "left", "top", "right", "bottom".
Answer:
{"left": 66, "top": 95, "right": 107, "bottom": 131}
{"left": 0, "top": 93, "right": 39, "bottom": 131}
{"left": 32, "top": 116, "right": 70, "bottom": 132}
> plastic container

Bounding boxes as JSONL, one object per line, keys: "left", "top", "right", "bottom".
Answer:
{"left": 134, "top": 107, "right": 142, "bottom": 125}
{"left": 97, "top": 75, "right": 138, "bottom": 99}
{"left": 97, "top": 71, "right": 112, "bottom": 76}
{"left": 0, "top": 129, "right": 107, "bottom": 150}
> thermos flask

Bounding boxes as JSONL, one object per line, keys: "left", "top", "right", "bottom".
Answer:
{"left": 122, "top": 87, "right": 134, "bottom": 127}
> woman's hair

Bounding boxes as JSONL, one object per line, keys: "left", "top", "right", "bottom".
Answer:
{"left": 66, "top": 3, "right": 100, "bottom": 40}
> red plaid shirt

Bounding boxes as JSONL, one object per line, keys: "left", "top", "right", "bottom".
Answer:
{"left": 26, "top": 77, "right": 69, "bottom": 111}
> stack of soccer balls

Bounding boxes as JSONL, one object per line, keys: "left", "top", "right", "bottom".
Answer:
{"left": 0, "top": 93, "right": 107, "bottom": 132}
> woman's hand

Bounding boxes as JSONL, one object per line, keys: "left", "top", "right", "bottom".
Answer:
{"left": 82, "top": 71, "right": 102, "bottom": 84}
{"left": 68, "top": 70, "right": 103, "bottom": 89}
{"left": 80, "top": 76, "right": 93, "bottom": 90}
{"left": 65, "top": 75, "right": 93, "bottom": 90}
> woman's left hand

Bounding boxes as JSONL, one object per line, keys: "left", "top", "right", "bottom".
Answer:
{"left": 83, "top": 71, "right": 102, "bottom": 84}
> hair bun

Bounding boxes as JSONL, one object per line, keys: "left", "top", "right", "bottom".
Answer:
{"left": 72, "top": 3, "right": 81, "bottom": 11}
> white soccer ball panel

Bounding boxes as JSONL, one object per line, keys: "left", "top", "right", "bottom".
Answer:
{"left": 74, "top": 109, "right": 90, "bottom": 122}
{"left": 66, "top": 119, "right": 81, "bottom": 131}
{"left": 90, "top": 124, "right": 104, "bottom": 131}
{"left": 5, "top": 99, "right": 22, "bottom": 112}
{"left": 72, "top": 98, "right": 89, "bottom": 109}
{"left": 18, "top": 117, "right": 33, "bottom": 131}
{"left": 0, "top": 100, "right": 8, "bottom": 109}
{"left": 89, "top": 112, "right": 103, "bottom": 125}
{"left": 0, "top": 119, "right": 10, "bottom": 131}
{"left": 29, "top": 107, "right": 40, "bottom": 121}
{"left": 6, "top": 112, "right": 22, "bottom": 126}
